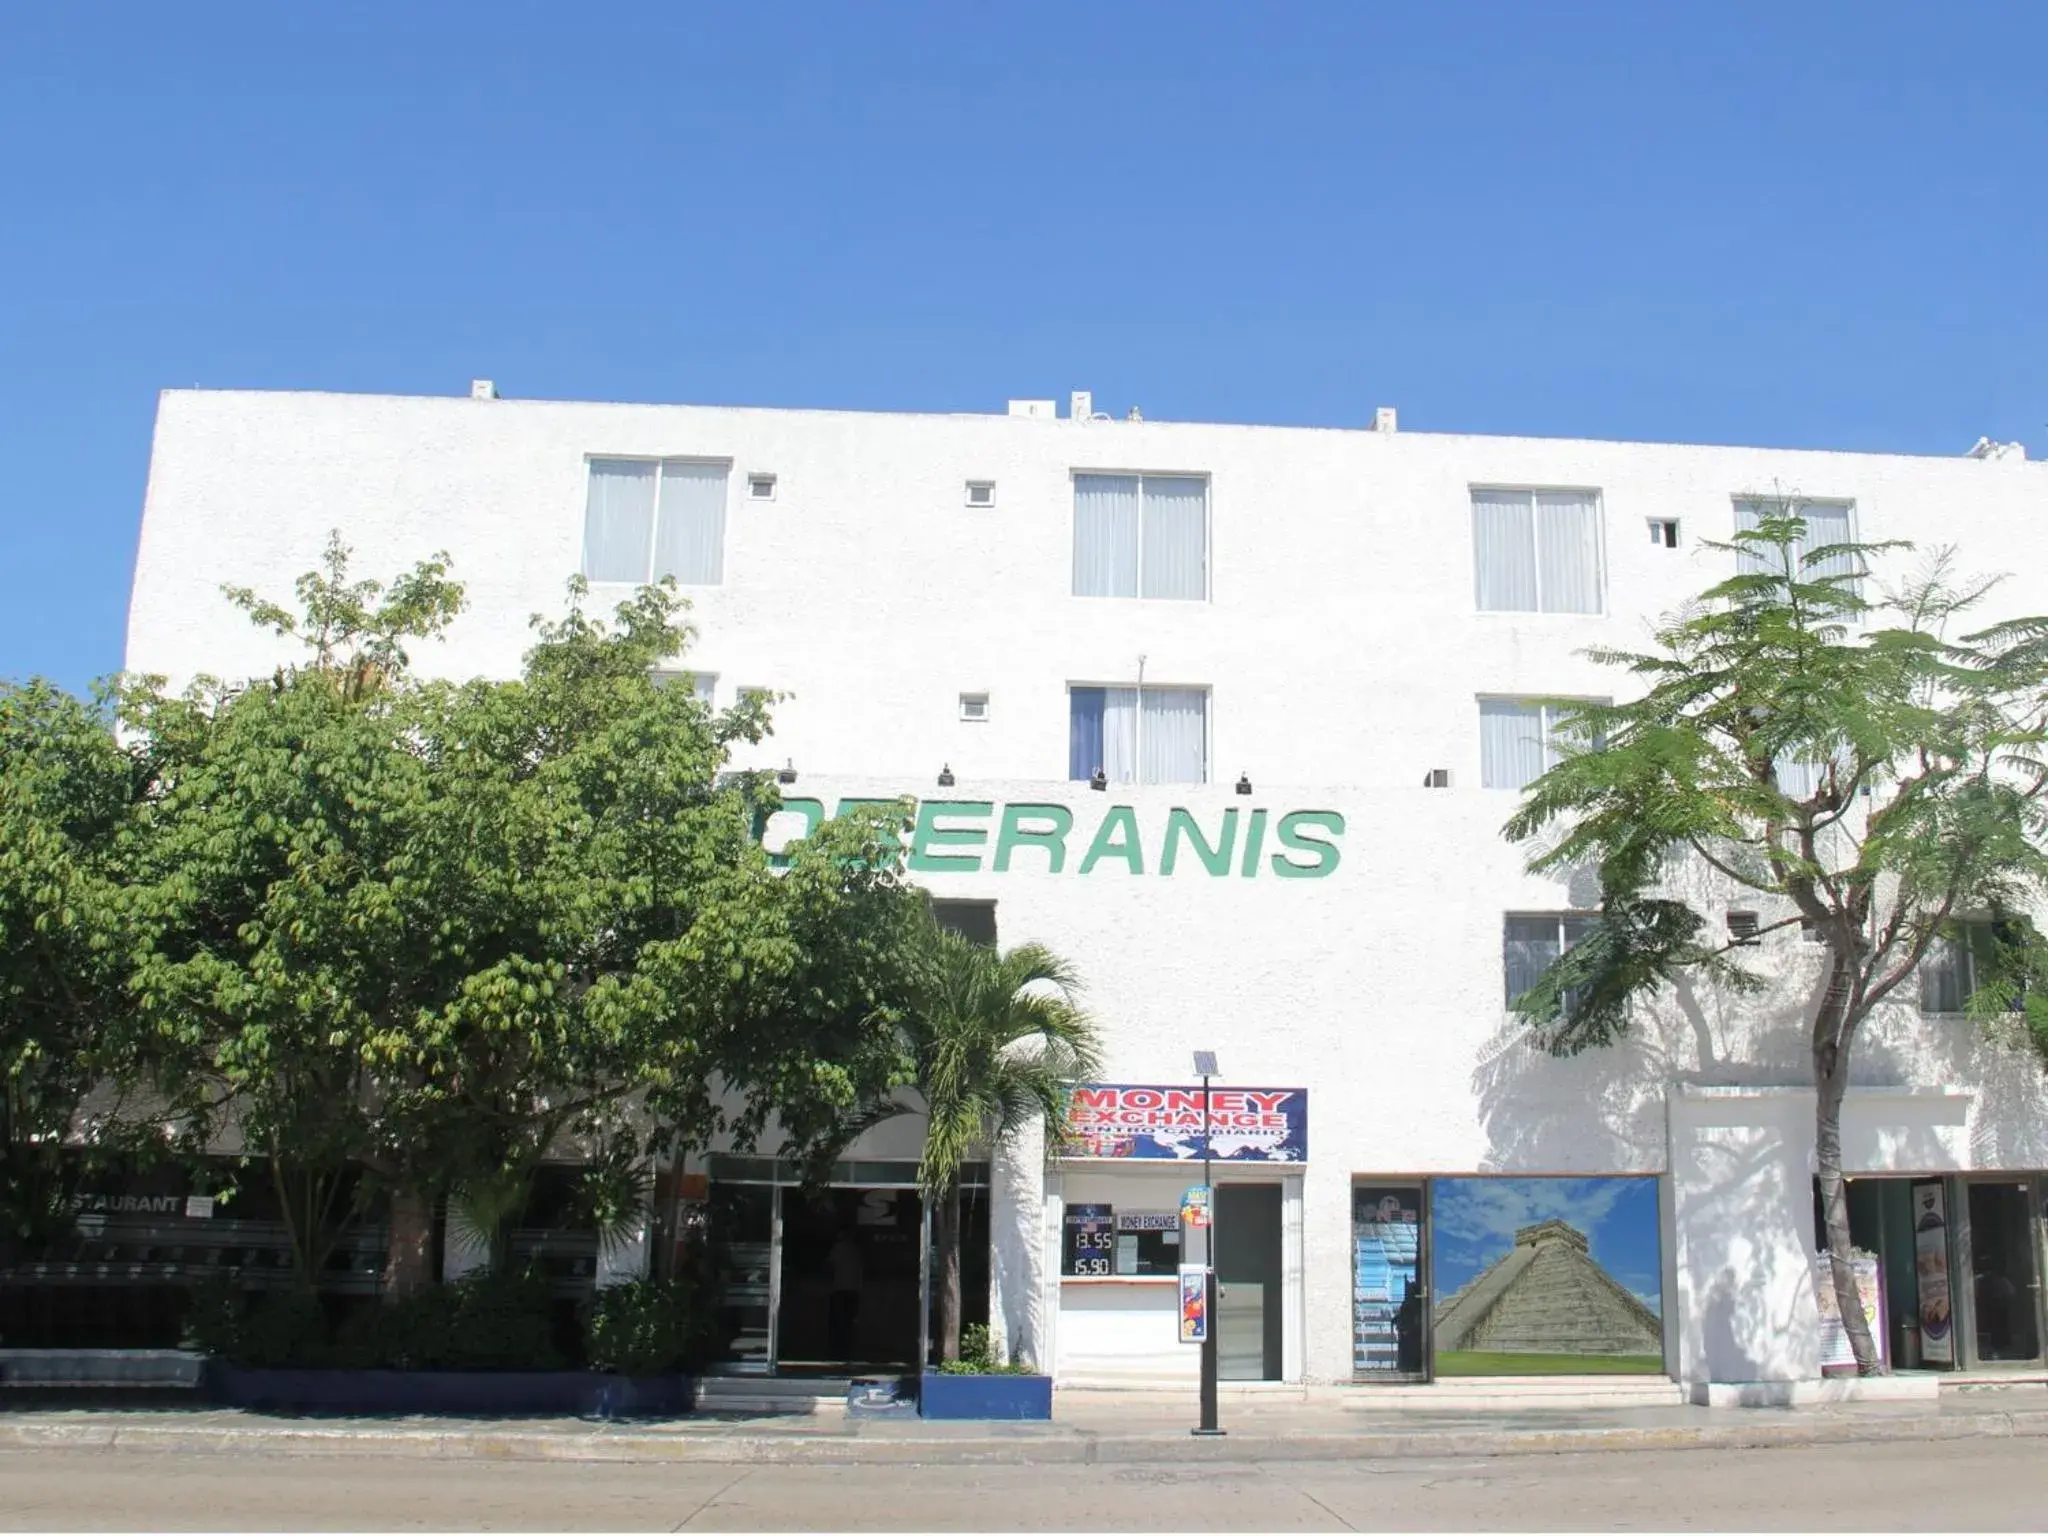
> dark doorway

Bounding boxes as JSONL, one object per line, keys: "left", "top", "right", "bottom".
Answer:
{"left": 775, "top": 1188, "right": 923, "bottom": 1371}
{"left": 1967, "top": 1182, "right": 2043, "bottom": 1364}
{"left": 1215, "top": 1183, "right": 1284, "bottom": 1381}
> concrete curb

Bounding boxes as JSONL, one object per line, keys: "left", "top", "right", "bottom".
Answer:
{"left": 5, "top": 1410, "right": 2048, "bottom": 1465}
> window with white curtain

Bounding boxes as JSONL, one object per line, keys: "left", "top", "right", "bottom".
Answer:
{"left": 582, "top": 458, "right": 730, "bottom": 585}
{"left": 1732, "top": 498, "right": 1858, "bottom": 587}
{"left": 1503, "top": 913, "right": 1600, "bottom": 1009}
{"left": 1916, "top": 921, "right": 2023, "bottom": 1015}
{"left": 1068, "top": 685, "right": 1208, "bottom": 784}
{"left": 1072, "top": 473, "right": 1208, "bottom": 600}
{"left": 1479, "top": 699, "right": 1604, "bottom": 790}
{"left": 1471, "top": 489, "right": 1605, "bottom": 614}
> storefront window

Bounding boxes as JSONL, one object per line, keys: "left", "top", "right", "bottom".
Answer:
{"left": 1061, "top": 1203, "right": 1182, "bottom": 1276}
{"left": 1429, "top": 1176, "right": 1663, "bottom": 1376}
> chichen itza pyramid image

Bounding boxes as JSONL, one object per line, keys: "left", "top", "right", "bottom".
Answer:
{"left": 1432, "top": 1219, "right": 1661, "bottom": 1356}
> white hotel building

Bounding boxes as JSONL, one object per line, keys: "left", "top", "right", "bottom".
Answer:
{"left": 123, "top": 384, "right": 2048, "bottom": 1400}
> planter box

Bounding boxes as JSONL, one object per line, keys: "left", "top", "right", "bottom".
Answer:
{"left": 207, "top": 1365, "right": 696, "bottom": 1418}
{"left": 918, "top": 1370, "right": 1052, "bottom": 1420}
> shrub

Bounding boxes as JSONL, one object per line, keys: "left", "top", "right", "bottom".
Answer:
{"left": 584, "top": 1276, "right": 714, "bottom": 1376}
{"left": 189, "top": 1270, "right": 563, "bottom": 1371}
{"left": 936, "top": 1323, "right": 1035, "bottom": 1375}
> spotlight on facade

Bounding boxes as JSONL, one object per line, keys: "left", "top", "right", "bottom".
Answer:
{"left": 777, "top": 759, "right": 798, "bottom": 785}
{"left": 937, "top": 764, "right": 955, "bottom": 787}
{"left": 1089, "top": 767, "right": 1108, "bottom": 791}
{"left": 1235, "top": 773, "right": 1252, "bottom": 795}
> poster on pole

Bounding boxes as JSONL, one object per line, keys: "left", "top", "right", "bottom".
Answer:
{"left": 1178, "top": 1266, "right": 1209, "bottom": 1344}
{"left": 1911, "top": 1180, "right": 1955, "bottom": 1365}
{"left": 1813, "top": 1252, "right": 1886, "bottom": 1372}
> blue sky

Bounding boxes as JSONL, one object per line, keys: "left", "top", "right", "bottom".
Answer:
{"left": 4, "top": 3, "right": 2044, "bottom": 692}
{"left": 1432, "top": 1177, "right": 1663, "bottom": 1314}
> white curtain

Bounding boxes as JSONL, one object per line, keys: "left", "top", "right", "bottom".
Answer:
{"left": 1140, "top": 476, "right": 1207, "bottom": 599}
{"left": 1536, "top": 492, "right": 1602, "bottom": 614}
{"left": 1140, "top": 688, "right": 1207, "bottom": 784}
{"left": 1801, "top": 502, "right": 1856, "bottom": 582}
{"left": 582, "top": 460, "right": 657, "bottom": 582}
{"left": 1502, "top": 915, "right": 1562, "bottom": 1005}
{"left": 1073, "top": 475, "right": 1140, "bottom": 597}
{"left": 1100, "top": 687, "right": 1140, "bottom": 783}
{"left": 1472, "top": 492, "right": 1537, "bottom": 611}
{"left": 652, "top": 461, "right": 728, "bottom": 585}
{"left": 1736, "top": 498, "right": 1857, "bottom": 586}
{"left": 1479, "top": 700, "right": 1546, "bottom": 789}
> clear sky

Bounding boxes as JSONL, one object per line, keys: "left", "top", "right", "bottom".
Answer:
{"left": 3, "top": 3, "right": 2043, "bottom": 692}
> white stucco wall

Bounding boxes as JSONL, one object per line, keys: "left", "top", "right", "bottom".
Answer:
{"left": 123, "top": 387, "right": 2048, "bottom": 1386}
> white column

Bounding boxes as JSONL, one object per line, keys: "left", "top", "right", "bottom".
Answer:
{"left": 990, "top": 1119, "right": 1048, "bottom": 1368}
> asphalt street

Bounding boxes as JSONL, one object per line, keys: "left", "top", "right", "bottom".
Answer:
{"left": 0, "top": 1438, "right": 2041, "bottom": 1530}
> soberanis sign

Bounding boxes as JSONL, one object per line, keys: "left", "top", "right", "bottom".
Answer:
{"left": 767, "top": 798, "right": 1345, "bottom": 880}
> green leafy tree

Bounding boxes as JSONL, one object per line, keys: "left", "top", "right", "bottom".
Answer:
{"left": 855, "top": 921, "right": 1101, "bottom": 1364}
{"left": 1505, "top": 505, "right": 2048, "bottom": 1373}
{"left": 133, "top": 536, "right": 921, "bottom": 1298}
{"left": 0, "top": 679, "right": 157, "bottom": 1259}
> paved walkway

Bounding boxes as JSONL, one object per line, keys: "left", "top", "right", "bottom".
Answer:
{"left": 9, "top": 1438, "right": 2048, "bottom": 1530}
{"left": 4, "top": 1384, "right": 2048, "bottom": 1465}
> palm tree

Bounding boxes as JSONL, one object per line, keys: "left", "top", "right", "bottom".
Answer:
{"left": 883, "top": 922, "right": 1103, "bottom": 1364}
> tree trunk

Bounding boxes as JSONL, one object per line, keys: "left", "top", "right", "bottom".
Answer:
{"left": 1814, "top": 1026, "right": 1883, "bottom": 1375}
{"left": 934, "top": 1182, "right": 962, "bottom": 1363}
{"left": 383, "top": 1185, "right": 435, "bottom": 1299}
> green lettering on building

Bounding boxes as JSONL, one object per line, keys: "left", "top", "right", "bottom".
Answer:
{"left": 1078, "top": 805, "right": 1145, "bottom": 876}
{"left": 909, "top": 800, "right": 993, "bottom": 873}
{"left": 1161, "top": 807, "right": 1238, "bottom": 877}
{"left": 757, "top": 795, "right": 1344, "bottom": 879}
{"left": 993, "top": 803, "right": 1072, "bottom": 873}
{"left": 1271, "top": 810, "right": 1345, "bottom": 879}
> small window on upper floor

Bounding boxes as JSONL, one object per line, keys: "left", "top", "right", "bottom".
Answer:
{"left": 1478, "top": 698, "right": 1606, "bottom": 790}
{"left": 1472, "top": 489, "right": 1605, "bottom": 614}
{"left": 930, "top": 897, "right": 998, "bottom": 948}
{"left": 965, "top": 480, "right": 996, "bottom": 509}
{"left": 746, "top": 473, "right": 777, "bottom": 502}
{"left": 1918, "top": 920, "right": 2023, "bottom": 1015}
{"left": 959, "top": 692, "right": 990, "bottom": 722}
{"left": 1073, "top": 473, "right": 1208, "bottom": 600}
{"left": 583, "top": 459, "right": 729, "bottom": 585}
{"left": 1732, "top": 497, "right": 1858, "bottom": 588}
{"left": 1648, "top": 518, "right": 1680, "bottom": 548}
{"left": 1503, "top": 912, "right": 1600, "bottom": 1011}
{"left": 1068, "top": 684, "right": 1208, "bottom": 785}
{"left": 651, "top": 668, "right": 717, "bottom": 704}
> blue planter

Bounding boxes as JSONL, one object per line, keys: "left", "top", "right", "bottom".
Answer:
{"left": 207, "top": 1364, "right": 696, "bottom": 1418}
{"left": 918, "top": 1370, "right": 1053, "bottom": 1420}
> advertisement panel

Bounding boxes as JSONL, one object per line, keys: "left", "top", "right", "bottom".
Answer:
{"left": 1814, "top": 1252, "right": 1886, "bottom": 1372}
{"left": 1912, "top": 1180, "right": 1955, "bottom": 1365}
{"left": 1178, "top": 1266, "right": 1209, "bottom": 1343}
{"left": 1065, "top": 1085, "right": 1308, "bottom": 1162}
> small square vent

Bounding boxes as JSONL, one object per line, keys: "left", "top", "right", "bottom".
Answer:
{"left": 747, "top": 473, "right": 777, "bottom": 502}
{"left": 966, "top": 480, "right": 996, "bottom": 508}
{"left": 959, "top": 692, "right": 990, "bottom": 722}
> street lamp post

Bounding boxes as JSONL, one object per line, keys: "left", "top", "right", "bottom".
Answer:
{"left": 1192, "top": 1050, "right": 1222, "bottom": 1438}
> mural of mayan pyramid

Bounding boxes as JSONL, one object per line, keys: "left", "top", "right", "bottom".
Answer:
{"left": 1431, "top": 1218, "right": 1661, "bottom": 1355}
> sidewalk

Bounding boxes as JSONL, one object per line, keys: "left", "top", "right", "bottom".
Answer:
{"left": 5, "top": 1384, "right": 2048, "bottom": 1466}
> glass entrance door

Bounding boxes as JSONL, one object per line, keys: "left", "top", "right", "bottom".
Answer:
{"left": 1352, "top": 1184, "right": 1428, "bottom": 1381}
{"left": 1966, "top": 1181, "right": 2044, "bottom": 1365}
{"left": 1214, "top": 1183, "right": 1284, "bottom": 1381}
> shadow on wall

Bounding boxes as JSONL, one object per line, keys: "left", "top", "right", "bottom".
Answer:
{"left": 1471, "top": 862, "right": 1922, "bottom": 1176}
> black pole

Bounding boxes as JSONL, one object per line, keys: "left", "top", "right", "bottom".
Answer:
{"left": 1194, "top": 1072, "right": 1223, "bottom": 1436}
